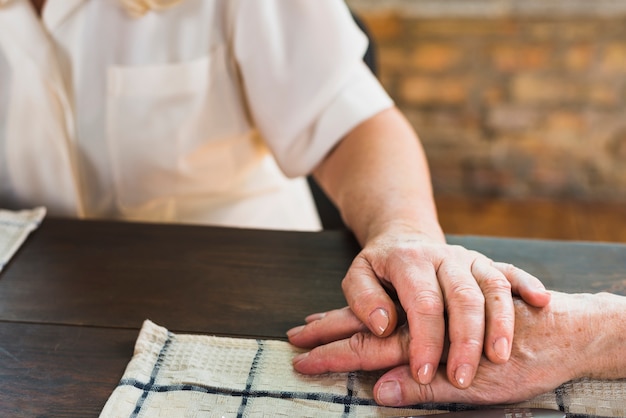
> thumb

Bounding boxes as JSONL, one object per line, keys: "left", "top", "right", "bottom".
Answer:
{"left": 342, "top": 255, "right": 399, "bottom": 337}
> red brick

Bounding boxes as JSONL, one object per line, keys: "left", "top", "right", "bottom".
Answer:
{"left": 587, "top": 83, "right": 621, "bottom": 107}
{"left": 348, "top": 11, "right": 626, "bottom": 201}
{"left": 524, "top": 21, "right": 598, "bottom": 41}
{"left": 401, "top": 76, "right": 470, "bottom": 105}
{"left": 511, "top": 74, "right": 585, "bottom": 104}
{"left": 544, "top": 111, "right": 586, "bottom": 134}
{"left": 564, "top": 44, "right": 593, "bottom": 72}
{"left": 490, "top": 44, "right": 553, "bottom": 72}
{"left": 599, "top": 43, "right": 626, "bottom": 74}
{"left": 481, "top": 86, "right": 505, "bottom": 105}
{"left": 411, "top": 19, "right": 520, "bottom": 38}
{"left": 486, "top": 105, "right": 542, "bottom": 131}
{"left": 377, "top": 45, "right": 409, "bottom": 73}
{"left": 409, "top": 43, "right": 462, "bottom": 72}
{"left": 607, "top": 129, "right": 626, "bottom": 159}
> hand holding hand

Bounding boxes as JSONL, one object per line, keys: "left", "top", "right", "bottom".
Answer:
{"left": 290, "top": 292, "right": 614, "bottom": 406}
{"left": 291, "top": 230, "right": 551, "bottom": 389}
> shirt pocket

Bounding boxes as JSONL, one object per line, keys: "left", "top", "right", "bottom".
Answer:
{"left": 106, "top": 51, "right": 254, "bottom": 213}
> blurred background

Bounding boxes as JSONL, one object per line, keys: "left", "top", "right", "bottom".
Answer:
{"left": 346, "top": 0, "right": 626, "bottom": 242}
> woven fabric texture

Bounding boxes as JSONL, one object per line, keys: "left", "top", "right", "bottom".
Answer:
{"left": 100, "top": 320, "right": 626, "bottom": 417}
{"left": 0, "top": 206, "right": 46, "bottom": 272}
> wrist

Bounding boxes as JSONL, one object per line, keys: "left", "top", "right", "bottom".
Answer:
{"left": 363, "top": 218, "right": 446, "bottom": 247}
{"left": 582, "top": 292, "right": 626, "bottom": 380}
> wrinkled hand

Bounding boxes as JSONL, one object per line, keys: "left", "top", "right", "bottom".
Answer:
{"left": 289, "top": 232, "right": 551, "bottom": 389}
{"left": 290, "top": 292, "right": 602, "bottom": 406}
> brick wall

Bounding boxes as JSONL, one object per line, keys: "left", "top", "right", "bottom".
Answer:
{"left": 348, "top": 1, "right": 626, "bottom": 201}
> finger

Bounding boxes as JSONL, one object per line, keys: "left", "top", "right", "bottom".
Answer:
{"left": 391, "top": 259, "right": 445, "bottom": 386}
{"left": 341, "top": 254, "right": 398, "bottom": 337}
{"left": 292, "top": 326, "right": 410, "bottom": 375}
{"left": 287, "top": 307, "right": 368, "bottom": 349}
{"left": 374, "top": 365, "right": 478, "bottom": 407}
{"left": 437, "top": 256, "right": 485, "bottom": 389}
{"left": 493, "top": 262, "right": 551, "bottom": 307}
{"left": 471, "top": 258, "right": 514, "bottom": 364}
{"left": 304, "top": 312, "right": 326, "bottom": 323}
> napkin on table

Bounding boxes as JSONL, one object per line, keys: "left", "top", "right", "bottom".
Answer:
{"left": 0, "top": 207, "right": 46, "bottom": 272}
{"left": 100, "top": 320, "right": 626, "bottom": 417}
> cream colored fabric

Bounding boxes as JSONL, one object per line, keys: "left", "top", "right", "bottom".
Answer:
{"left": 101, "top": 320, "right": 626, "bottom": 417}
{"left": 0, "top": 206, "right": 45, "bottom": 272}
{"left": 0, "top": 0, "right": 392, "bottom": 231}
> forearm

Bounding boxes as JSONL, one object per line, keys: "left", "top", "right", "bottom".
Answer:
{"left": 313, "top": 107, "right": 444, "bottom": 246}
{"left": 312, "top": 107, "right": 551, "bottom": 388}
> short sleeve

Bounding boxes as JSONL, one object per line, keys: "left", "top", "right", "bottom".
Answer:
{"left": 232, "top": 0, "right": 393, "bottom": 177}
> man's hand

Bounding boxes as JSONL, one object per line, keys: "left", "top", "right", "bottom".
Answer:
{"left": 289, "top": 292, "right": 619, "bottom": 406}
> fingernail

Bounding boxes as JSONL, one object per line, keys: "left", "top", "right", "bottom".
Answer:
{"left": 455, "top": 364, "right": 473, "bottom": 388}
{"left": 377, "top": 380, "right": 402, "bottom": 406}
{"left": 494, "top": 337, "right": 510, "bottom": 360}
{"left": 292, "top": 352, "right": 309, "bottom": 364}
{"left": 417, "top": 363, "right": 434, "bottom": 385}
{"left": 305, "top": 312, "right": 326, "bottom": 323}
{"left": 369, "top": 308, "right": 389, "bottom": 336}
{"left": 286, "top": 325, "right": 304, "bottom": 338}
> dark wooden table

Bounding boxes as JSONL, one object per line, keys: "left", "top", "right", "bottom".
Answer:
{"left": 1, "top": 218, "right": 625, "bottom": 417}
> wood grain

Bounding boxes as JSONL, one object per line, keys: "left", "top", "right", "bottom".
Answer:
{"left": 1, "top": 218, "right": 625, "bottom": 416}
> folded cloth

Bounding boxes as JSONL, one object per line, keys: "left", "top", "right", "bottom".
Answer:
{"left": 0, "top": 207, "right": 46, "bottom": 272}
{"left": 100, "top": 320, "right": 626, "bottom": 418}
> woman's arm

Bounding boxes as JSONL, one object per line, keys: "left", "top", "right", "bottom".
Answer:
{"left": 311, "top": 106, "right": 551, "bottom": 388}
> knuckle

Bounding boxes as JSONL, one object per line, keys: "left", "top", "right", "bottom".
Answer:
{"left": 447, "top": 244, "right": 465, "bottom": 254}
{"left": 456, "top": 337, "right": 483, "bottom": 351}
{"left": 348, "top": 332, "right": 366, "bottom": 352}
{"left": 490, "top": 313, "right": 514, "bottom": 332}
{"left": 482, "top": 274, "right": 512, "bottom": 294}
{"left": 498, "top": 262, "right": 517, "bottom": 275}
{"left": 340, "top": 275, "right": 352, "bottom": 294}
{"left": 341, "top": 278, "right": 379, "bottom": 303}
{"left": 472, "top": 260, "right": 514, "bottom": 295}
{"left": 415, "top": 383, "right": 436, "bottom": 403}
{"left": 340, "top": 275, "right": 349, "bottom": 292}
{"left": 348, "top": 333, "right": 368, "bottom": 368}
{"left": 411, "top": 290, "right": 445, "bottom": 317}
{"left": 469, "top": 249, "right": 488, "bottom": 261}
{"left": 448, "top": 339, "right": 483, "bottom": 363}
{"left": 449, "top": 245, "right": 481, "bottom": 261}
{"left": 448, "top": 282, "right": 485, "bottom": 306}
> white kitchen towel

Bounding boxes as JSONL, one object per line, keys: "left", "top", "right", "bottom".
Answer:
{"left": 0, "top": 207, "right": 46, "bottom": 272}
{"left": 100, "top": 320, "right": 626, "bottom": 417}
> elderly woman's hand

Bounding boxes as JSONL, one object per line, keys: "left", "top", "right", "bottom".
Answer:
{"left": 310, "top": 108, "right": 550, "bottom": 389}
{"left": 289, "top": 291, "right": 625, "bottom": 406}
{"left": 289, "top": 228, "right": 551, "bottom": 389}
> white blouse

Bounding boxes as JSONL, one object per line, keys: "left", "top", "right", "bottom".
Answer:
{"left": 0, "top": 0, "right": 392, "bottom": 230}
